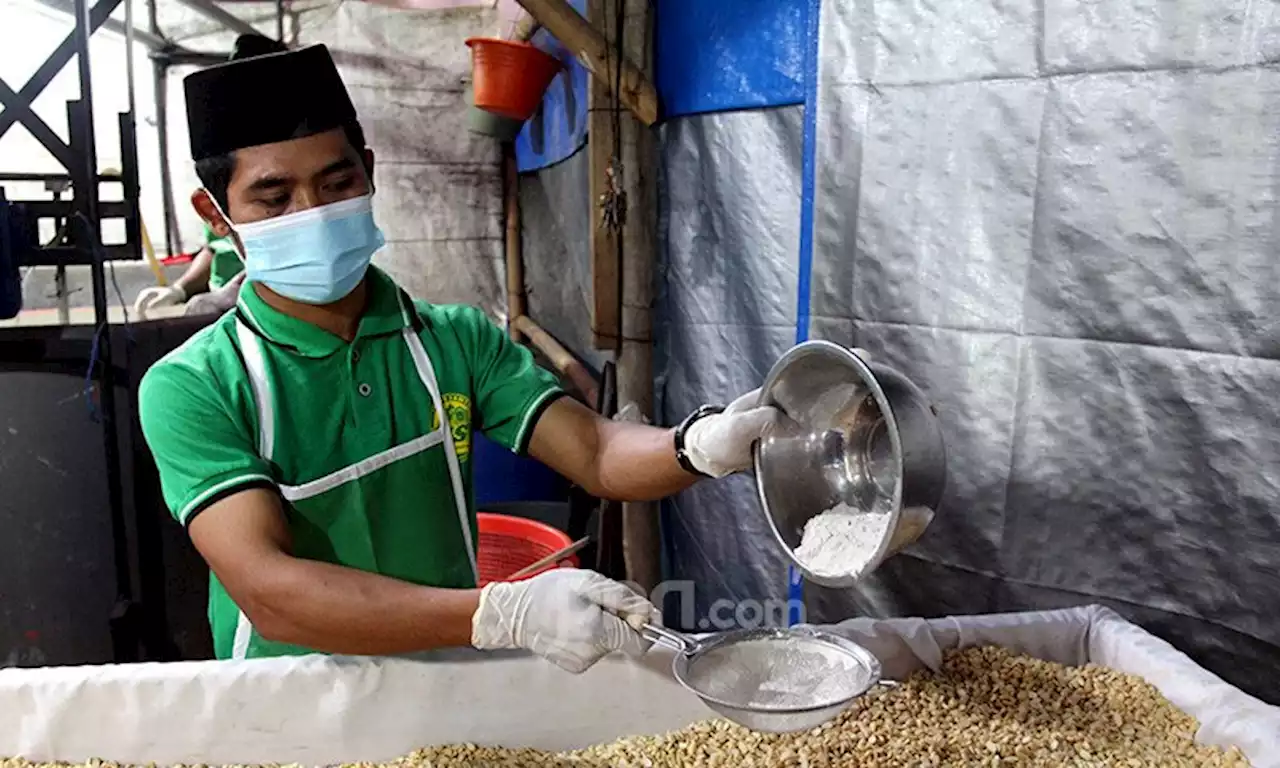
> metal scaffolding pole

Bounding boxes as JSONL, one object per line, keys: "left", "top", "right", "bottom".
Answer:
{"left": 72, "top": 0, "right": 138, "bottom": 664}
{"left": 169, "top": 0, "right": 261, "bottom": 38}
{"left": 28, "top": 0, "right": 167, "bottom": 49}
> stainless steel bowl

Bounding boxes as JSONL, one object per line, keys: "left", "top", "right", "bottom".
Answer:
{"left": 753, "top": 340, "right": 947, "bottom": 587}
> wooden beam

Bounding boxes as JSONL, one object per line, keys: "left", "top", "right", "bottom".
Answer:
{"left": 579, "top": 0, "right": 661, "bottom": 593}
{"left": 587, "top": 0, "right": 619, "bottom": 349}
{"left": 589, "top": 98, "right": 620, "bottom": 349}
{"left": 513, "top": 315, "right": 600, "bottom": 406}
{"left": 513, "top": 0, "right": 659, "bottom": 126}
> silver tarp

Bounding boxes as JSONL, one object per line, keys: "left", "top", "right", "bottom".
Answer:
{"left": 656, "top": 108, "right": 804, "bottom": 623}
{"left": 656, "top": 1, "right": 1280, "bottom": 702}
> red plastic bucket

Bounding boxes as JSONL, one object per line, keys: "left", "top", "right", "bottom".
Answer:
{"left": 465, "top": 38, "right": 562, "bottom": 121}
{"left": 476, "top": 512, "right": 579, "bottom": 586}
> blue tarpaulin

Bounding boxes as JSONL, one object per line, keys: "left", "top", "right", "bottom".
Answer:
{"left": 513, "top": 0, "right": 589, "bottom": 173}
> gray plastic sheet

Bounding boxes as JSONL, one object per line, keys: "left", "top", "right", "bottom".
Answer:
{"left": 655, "top": 0, "right": 1280, "bottom": 703}
{"left": 520, "top": 148, "right": 612, "bottom": 372}
{"left": 656, "top": 108, "right": 805, "bottom": 622}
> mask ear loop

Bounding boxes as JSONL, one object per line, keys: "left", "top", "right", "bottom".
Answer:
{"left": 205, "top": 192, "right": 247, "bottom": 264}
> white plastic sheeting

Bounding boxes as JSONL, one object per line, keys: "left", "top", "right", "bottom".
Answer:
{"left": 656, "top": 0, "right": 1280, "bottom": 704}
{"left": 2, "top": 608, "right": 1276, "bottom": 767}
{"left": 826, "top": 606, "right": 1280, "bottom": 768}
{"left": 0, "top": 649, "right": 707, "bottom": 765}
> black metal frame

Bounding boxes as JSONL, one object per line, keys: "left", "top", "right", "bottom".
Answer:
{"left": 0, "top": 0, "right": 141, "bottom": 272}
{"left": 2, "top": 0, "right": 287, "bottom": 258}
{"left": 0, "top": 0, "right": 287, "bottom": 665}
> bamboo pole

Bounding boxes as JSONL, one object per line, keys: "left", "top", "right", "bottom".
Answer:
{"left": 513, "top": 315, "right": 600, "bottom": 407}
{"left": 503, "top": 144, "right": 526, "bottom": 343}
{"left": 513, "top": 0, "right": 658, "bottom": 126}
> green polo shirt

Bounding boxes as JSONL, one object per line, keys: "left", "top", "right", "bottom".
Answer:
{"left": 203, "top": 223, "right": 243, "bottom": 290}
{"left": 139, "top": 267, "right": 564, "bottom": 657}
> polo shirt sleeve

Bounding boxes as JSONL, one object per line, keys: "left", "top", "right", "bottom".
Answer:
{"left": 139, "top": 359, "right": 274, "bottom": 526}
{"left": 446, "top": 305, "right": 564, "bottom": 455}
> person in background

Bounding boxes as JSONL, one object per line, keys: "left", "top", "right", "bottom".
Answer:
{"left": 139, "top": 43, "right": 779, "bottom": 671}
{"left": 134, "top": 34, "right": 289, "bottom": 320}
{"left": 134, "top": 223, "right": 242, "bottom": 318}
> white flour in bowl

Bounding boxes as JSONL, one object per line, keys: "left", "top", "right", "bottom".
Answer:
{"left": 794, "top": 502, "right": 891, "bottom": 579}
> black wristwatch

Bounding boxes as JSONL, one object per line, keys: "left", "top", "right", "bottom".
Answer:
{"left": 673, "top": 404, "right": 725, "bottom": 478}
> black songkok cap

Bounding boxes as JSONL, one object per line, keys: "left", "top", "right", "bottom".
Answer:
{"left": 231, "top": 34, "right": 289, "bottom": 61}
{"left": 184, "top": 44, "right": 357, "bottom": 161}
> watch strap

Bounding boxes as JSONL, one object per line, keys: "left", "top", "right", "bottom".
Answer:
{"left": 673, "top": 404, "right": 725, "bottom": 478}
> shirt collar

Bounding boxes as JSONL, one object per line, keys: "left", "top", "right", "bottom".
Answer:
{"left": 236, "top": 266, "right": 412, "bottom": 358}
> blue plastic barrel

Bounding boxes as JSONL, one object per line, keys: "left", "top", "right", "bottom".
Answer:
{"left": 471, "top": 429, "right": 569, "bottom": 505}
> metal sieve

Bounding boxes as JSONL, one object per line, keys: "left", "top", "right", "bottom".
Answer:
{"left": 641, "top": 623, "right": 883, "bottom": 733}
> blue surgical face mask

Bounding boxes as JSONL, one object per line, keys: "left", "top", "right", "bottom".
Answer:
{"left": 228, "top": 194, "right": 385, "bottom": 305}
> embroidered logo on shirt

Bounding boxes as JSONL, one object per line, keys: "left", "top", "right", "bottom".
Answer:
{"left": 432, "top": 393, "right": 472, "bottom": 459}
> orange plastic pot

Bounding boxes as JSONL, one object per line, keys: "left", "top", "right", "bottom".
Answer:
{"left": 465, "top": 38, "right": 563, "bottom": 121}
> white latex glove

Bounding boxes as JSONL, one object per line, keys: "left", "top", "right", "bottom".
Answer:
{"left": 184, "top": 272, "right": 245, "bottom": 317}
{"left": 682, "top": 387, "right": 780, "bottom": 478}
{"left": 133, "top": 284, "right": 186, "bottom": 319}
{"left": 471, "top": 568, "right": 659, "bottom": 673}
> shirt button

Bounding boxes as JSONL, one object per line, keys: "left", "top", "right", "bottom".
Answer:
{"left": 358, "top": 383, "right": 372, "bottom": 397}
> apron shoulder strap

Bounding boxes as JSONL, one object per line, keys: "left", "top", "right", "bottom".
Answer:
{"left": 400, "top": 319, "right": 478, "bottom": 583}
{"left": 395, "top": 288, "right": 426, "bottom": 333}
{"left": 234, "top": 314, "right": 275, "bottom": 460}
{"left": 230, "top": 311, "right": 275, "bottom": 660}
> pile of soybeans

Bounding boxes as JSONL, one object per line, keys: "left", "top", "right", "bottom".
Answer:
{"left": 2, "top": 647, "right": 1249, "bottom": 768}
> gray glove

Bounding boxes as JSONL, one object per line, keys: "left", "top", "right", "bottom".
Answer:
{"left": 184, "top": 272, "right": 245, "bottom": 317}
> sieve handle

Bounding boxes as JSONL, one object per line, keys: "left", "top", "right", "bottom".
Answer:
{"left": 640, "top": 623, "right": 699, "bottom": 655}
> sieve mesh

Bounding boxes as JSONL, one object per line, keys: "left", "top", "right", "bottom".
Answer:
{"left": 681, "top": 635, "right": 875, "bottom": 710}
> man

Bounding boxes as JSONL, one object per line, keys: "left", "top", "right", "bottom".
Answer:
{"left": 139, "top": 44, "right": 777, "bottom": 671}
{"left": 134, "top": 35, "right": 287, "bottom": 320}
